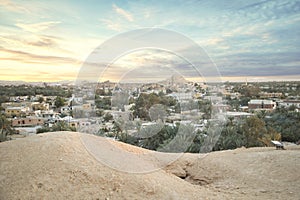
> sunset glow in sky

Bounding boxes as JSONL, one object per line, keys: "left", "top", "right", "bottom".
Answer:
{"left": 0, "top": 0, "right": 300, "bottom": 82}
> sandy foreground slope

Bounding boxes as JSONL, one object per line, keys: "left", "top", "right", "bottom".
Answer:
{"left": 0, "top": 131, "right": 299, "bottom": 200}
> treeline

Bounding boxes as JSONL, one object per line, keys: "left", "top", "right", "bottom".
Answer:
{"left": 229, "top": 81, "right": 300, "bottom": 97}
{"left": 264, "top": 108, "right": 300, "bottom": 142}
{"left": 106, "top": 107, "right": 300, "bottom": 152}
{"left": 0, "top": 85, "right": 72, "bottom": 98}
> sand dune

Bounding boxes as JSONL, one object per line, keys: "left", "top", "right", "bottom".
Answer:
{"left": 0, "top": 131, "right": 299, "bottom": 200}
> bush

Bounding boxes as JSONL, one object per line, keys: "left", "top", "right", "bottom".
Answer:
{"left": 37, "top": 121, "right": 76, "bottom": 134}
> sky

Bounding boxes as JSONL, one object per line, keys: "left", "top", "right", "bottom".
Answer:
{"left": 0, "top": 0, "right": 300, "bottom": 82}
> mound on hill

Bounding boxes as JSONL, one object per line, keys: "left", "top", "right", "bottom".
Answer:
{"left": 0, "top": 131, "right": 299, "bottom": 199}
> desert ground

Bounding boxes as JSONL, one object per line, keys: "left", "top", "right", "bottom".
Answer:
{"left": 0, "top": 131, "right": 299, "bottom": 200}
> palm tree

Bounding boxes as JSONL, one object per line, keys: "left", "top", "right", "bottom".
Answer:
{"left": 0, "top": 114, "right": 14, "bottom": 142}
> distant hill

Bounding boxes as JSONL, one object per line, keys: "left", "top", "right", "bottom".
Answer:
{"left": 159, "top": 74, "right": 188, "bottom": 85}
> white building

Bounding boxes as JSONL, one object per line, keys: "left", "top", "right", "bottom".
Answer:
{"left": 279, "top": 100, "right": 300, "bottom": 108}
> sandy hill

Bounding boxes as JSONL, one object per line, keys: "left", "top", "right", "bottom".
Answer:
{"left": 159, "top": 75, "right": 188, "bottom": 85}
{"left": 0, "top": 132, "right": 299, "bottom": 200}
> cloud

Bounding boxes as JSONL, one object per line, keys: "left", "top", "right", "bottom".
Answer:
{"left": 0, "top": 34, "right": 75, "bottom": 56}
{"left": 0, "top": 47, "right": 79, "bottom": 65}
{"left": 0, "top": 0, "right": 29, "bottom": 13}
{"left": 215, "top": 51, "right": 300, "bottom": 77}
{"left": 100, "top": 19, "right": 122, "bottom": 31}
{"left": 15, "top": 21, "right": 61, "bottom": 33}
{"left": 26, "top": 36, "right": 57, "bottom": 47}
{"left": 112, "top": 4, "right": 134, "bottom": 22}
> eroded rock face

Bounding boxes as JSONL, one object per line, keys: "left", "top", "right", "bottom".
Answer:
{"left": 164, "top": 156, "right": 216, "bottom": 186}
{"left": 165, "top": 164, "right": 187, "bottom": 178}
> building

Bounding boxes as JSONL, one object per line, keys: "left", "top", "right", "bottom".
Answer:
{"left": 72, "top": 103, "right": 93, "bottom": 111}
{"left": 225, "top": 111, "right": 253, "bottom": 119}
{"left": 248, "top": 99, "right": 276, "bottom": 110}
{"left": 167, "top": 92, "right": 193, "bottom": 101}
{"left": 212, "top": 104, "right": 231, "bottom": 113}
{"left": 204, "top": 96, "right": 223, "bottom": 103}
{"left": 260, "top": 92, "right": 283, "bottom": 98}
{"left": 279, "top": 100, "right": 300, "bottom": 108}
{"left": 60, "top": 106, "right": 72, "bottom": 114}
{"left": 5, "top": 106, "right": 30, "bottom": 117}
{"left": 1, "top": 102, "right": 32, "bottom": 109}
{"left": 31, "top": 102, "right": 50, "bottom": 111}
{"left": 11, "top": 117, "right": 44, "bottom": 127}
{"left": 40, "top": 110, "right": 60, "bottom": 120}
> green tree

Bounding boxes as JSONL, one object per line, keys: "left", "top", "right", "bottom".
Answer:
{"left": 264, "top": 108, "right": 300, "bottom": 143}
{"left": 52, "top": 121, "right": 76, "bottom": 132}
{"left": 95, "top": 96, "right": 111, "bottom": 110}
{"left": 214, "top": 119, "right": 245, "bottom": 151}
{"left": 54, "top": 96, "right": 65, "bottom": 108}
{"left": 242, "top": 116, "right": 266, "bottom": 147}
{"left": 37, "top": 121, "right": 76, "bottom": 133}
{"left": 259, "top": 126, "right": 281, "bottom": 146}
{"left": 198, "top": 100, "right": 212, "bottom": 119}
{"left": 132, "top": 93, "right": 161, "bottom": 120}
{"left": 103, "top": 113, "right": 113, "bottom": 122}
{"left": 138, "top": 123, "right": 177, "bottom": 151}
{"left": 38, "top": 96, "right": 44, "bottom": 103}
{"left": 239, "top": 85, "right": 261, "bottom": 98}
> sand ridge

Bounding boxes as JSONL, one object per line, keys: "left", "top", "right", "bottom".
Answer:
{"left": 0, "top": 131, "right": 299, "bottom": 199}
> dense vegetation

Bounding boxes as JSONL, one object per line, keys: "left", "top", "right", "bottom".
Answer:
{"left": 37, "top": 121, "right": 76, "bottom": 134}
{"left": 131, "top": 93, "right": 177, "bottom": 120}
{"left": 0, "top": 85, "right": 72, "bottom": 98}
{"left": 111, "top": 114, "right": 287, "bottom": 153}
{"left": 101, "top": 85, "right": 300, "bottom": 152}
{"left": 264, "top": 108, "right": 300, "bottom": 142}
{"left": 228, "top": 81, "right": 300, "bottom": 98}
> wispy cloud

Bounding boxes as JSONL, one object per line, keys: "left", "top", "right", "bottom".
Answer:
{"left": 0, "top": 47, "right": 79, "bottom": 65}
{"left": 100, "top": 19, "right": 122, "bottom": 31}
{"left": 15, "top": 21, "right": 61, "bottom": 33}
{"left": 0, "top": 34, "right": 75, "bottom": 56}
{"left": 112, "top": 4, "right": 134, "bottom": 22}
{"left": 0, "top": 35, "right": 58, "bottom": 48}
{"left": 0, "top": 0, "right": 29, "bottom": 13}
{"left": 26, "top": 36, "right": 57, "bottom": 47}
{"left": 0, "top": 0, "right": 299, "bottom": 81}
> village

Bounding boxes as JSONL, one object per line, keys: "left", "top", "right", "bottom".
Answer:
{"left": 1, "top": 76, "right": 299, "bottom": 149}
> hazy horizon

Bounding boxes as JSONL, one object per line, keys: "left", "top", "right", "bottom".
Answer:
{"left": 0, "top": 75, "right": 300, "bottom": 84}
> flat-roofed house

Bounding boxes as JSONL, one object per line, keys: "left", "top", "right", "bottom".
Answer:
{"left": 279, "top": 100, "right": 300, "bottom": 108}
{"left": 5, "top": 106, "right": 30, "bottom": 117}
{"left": 248, "top": 99, "right": 276, "bottom": 110}
{"left": 12, "top": 117, "right": 44, "bottom": 127}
